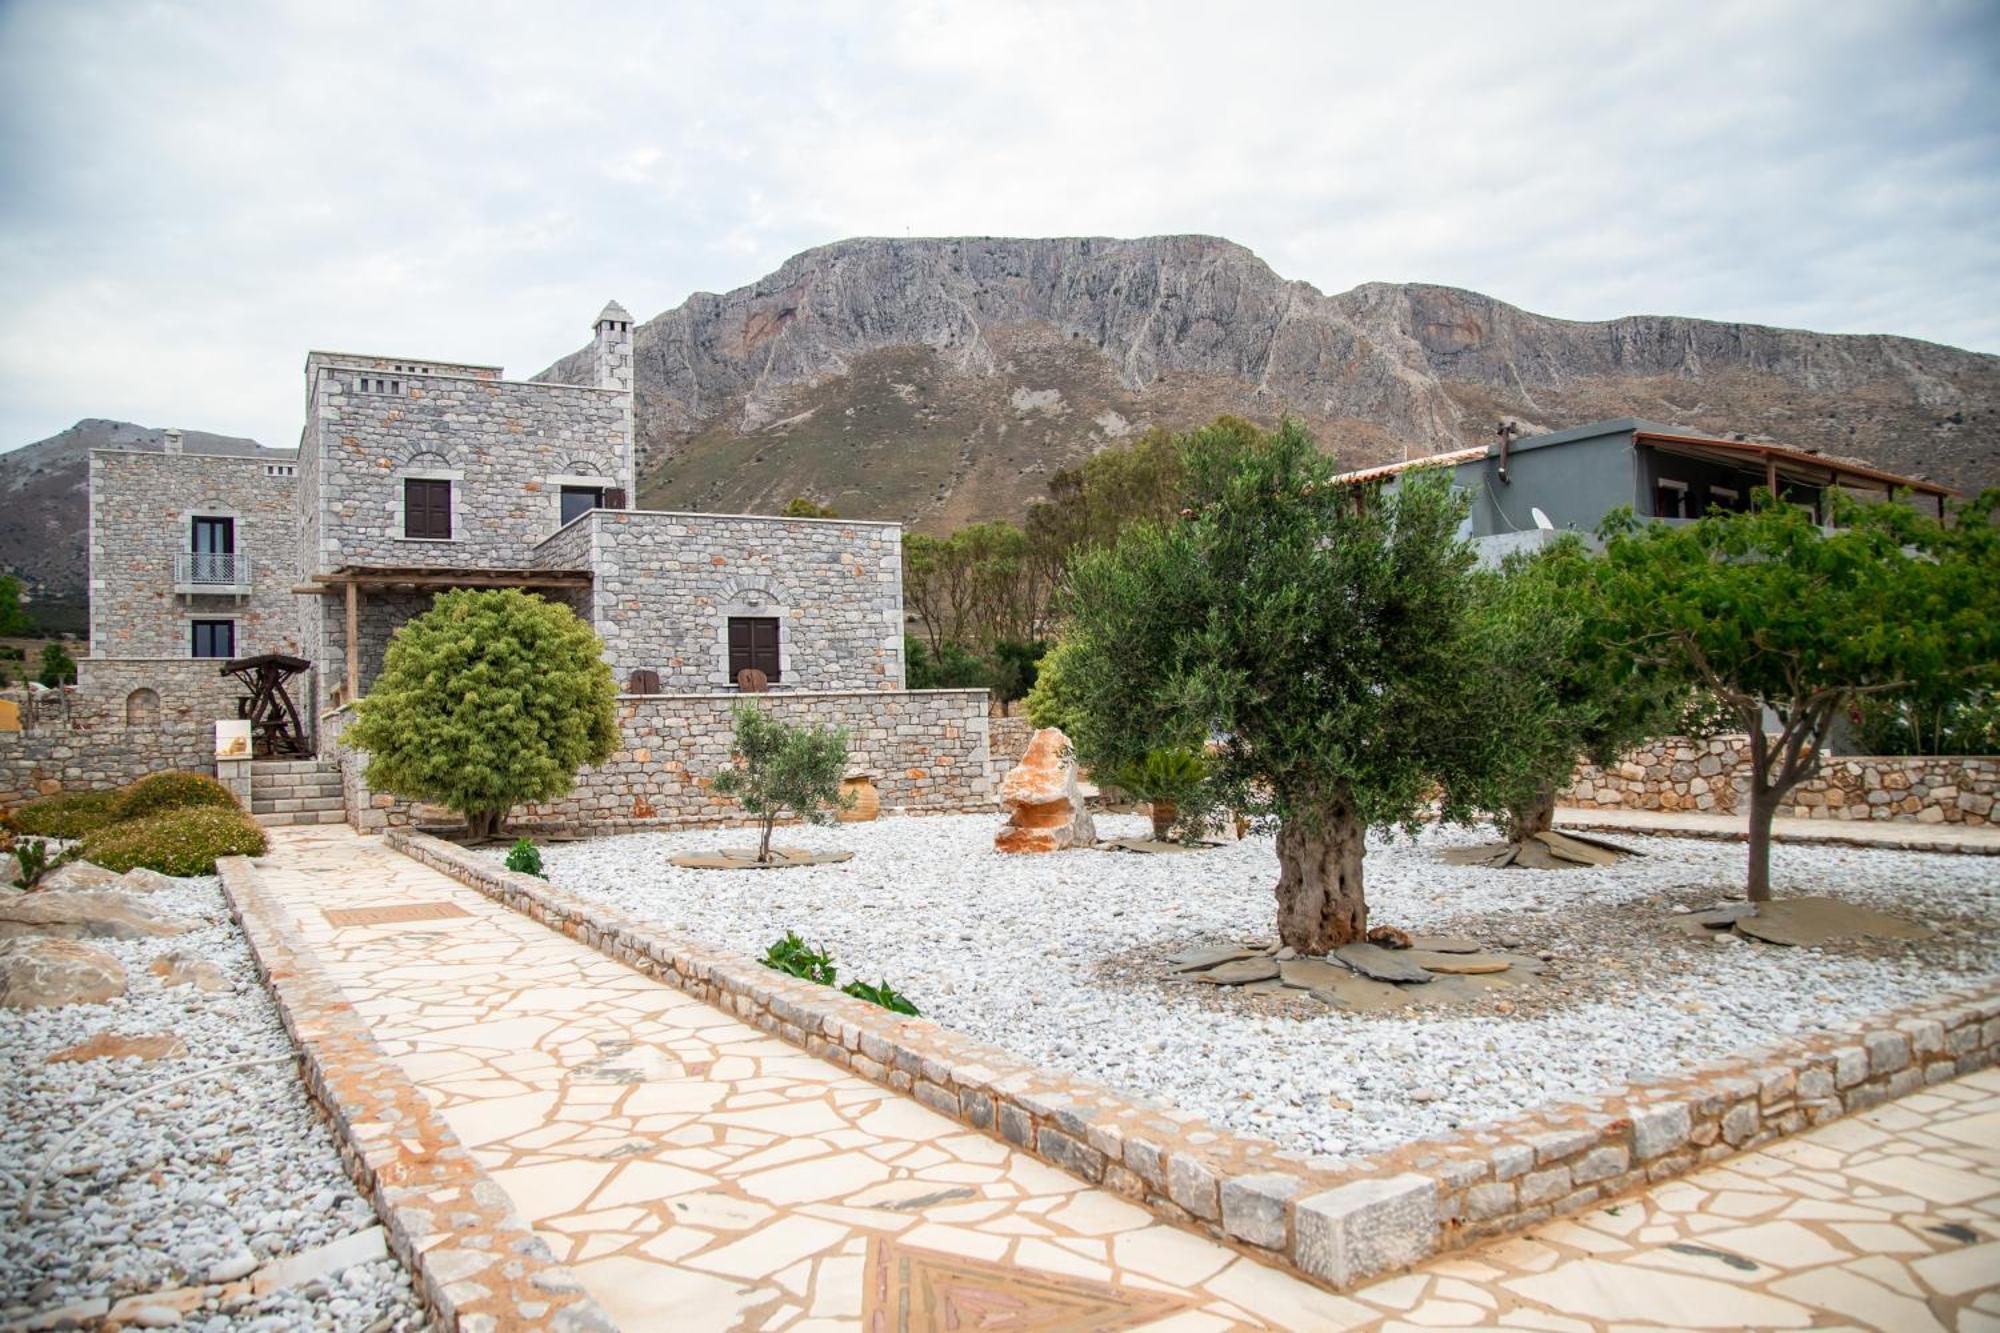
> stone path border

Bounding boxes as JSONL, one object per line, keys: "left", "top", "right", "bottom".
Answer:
{"left": 390, "top": 827, "right": 2000, "bottom": 1295}
{"left": 215, "top": 854, "right": 615, "bottom": 1332}
{"left": 1557, "top": 806, "right": 2000, "bottom": 855}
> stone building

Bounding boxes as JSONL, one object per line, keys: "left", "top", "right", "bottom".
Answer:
{"left": 8, "top": 302, "right": 990, "bottom": 825}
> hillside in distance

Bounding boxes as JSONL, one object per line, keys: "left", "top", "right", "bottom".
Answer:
{"left": 538, "top": 235, "right": 2000, "bottom": 530}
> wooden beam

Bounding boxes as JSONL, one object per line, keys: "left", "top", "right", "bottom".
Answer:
{"left": 1765, "top": 456, "right": 1779, "bottom": 501}
{"left": 345, "top": 579, "right": 360, "bottom": 701}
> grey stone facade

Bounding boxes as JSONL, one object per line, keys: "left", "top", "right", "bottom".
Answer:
{"left": 88, "top": 449, "right": 301, "bottom": 659}
{"left": 0, "top": 660, "right": 244, "bottom": 806}
{"left": 545, "top": 510, "right": 905, "bottom": 692}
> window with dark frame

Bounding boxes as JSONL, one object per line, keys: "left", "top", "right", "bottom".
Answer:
{"left": 559, "top": 485, "right": 605, "bottom": 526}
{"left": 1653, "top": 481, "right": 1689, "bottom": 520}
{"left": 190, "top": 620, "right": 235, "bottom": 659}
{"left": 727, "top": 617, "right": 780, "bottom": 684}
{"left": 404, "top": 478, "right": 452, "bottom": 539}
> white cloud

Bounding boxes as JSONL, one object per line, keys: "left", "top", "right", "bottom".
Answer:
{"left": 0, "top": 0, "right": 1994, "bottom": 452}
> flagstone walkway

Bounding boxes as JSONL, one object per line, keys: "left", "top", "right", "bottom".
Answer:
{"left": 254, "top": 827, "right": 2000, "bottom": 1331}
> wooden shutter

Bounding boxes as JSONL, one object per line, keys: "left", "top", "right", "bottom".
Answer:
{"left": 405, "top": 479, "right": 451, "bottom": 539}
{"left": 728, "top": 617, "right": 780, "bottom": 683}
{"left": 604, "top": 487, "right": 626, "bottom": 510}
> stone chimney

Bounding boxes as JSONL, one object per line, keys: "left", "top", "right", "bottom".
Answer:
{"left": 593, "top": 301, "right": 633, "bottom": 393}
{"left": 162, "top": 428, "right": 183, "bottom": 455}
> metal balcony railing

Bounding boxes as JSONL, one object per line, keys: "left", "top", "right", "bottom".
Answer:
{"left": 174, "top": 551, "right": 251, "bottom": 591}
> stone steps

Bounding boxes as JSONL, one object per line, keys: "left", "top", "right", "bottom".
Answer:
{"left": 251, "top": 760, "right": 346, "bottom": 826}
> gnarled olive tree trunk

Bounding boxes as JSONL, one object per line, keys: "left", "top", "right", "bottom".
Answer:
{"left": 1500, "top": 786, "right": 1558, "bottom": 844}
{"left": 1274, "top": 795, "right": 1368, "bottom": 952}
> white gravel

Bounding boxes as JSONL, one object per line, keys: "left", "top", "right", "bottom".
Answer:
{"left": 0, "top": 873, "right": 429, "bottom": 1331}
{"left": 522, "top": 814, "right": 2000, "bottom": 1161}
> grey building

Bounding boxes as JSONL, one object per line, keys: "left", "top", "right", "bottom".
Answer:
{"left": 87, "top": 300, "right": 909, "bottom": 747}
{"left": 1337, "top": 418, "right": 1954, "bottom": 562}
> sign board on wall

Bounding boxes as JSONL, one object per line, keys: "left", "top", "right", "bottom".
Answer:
{"left": 215, "top": 719, "right": 252, "bottom": 759}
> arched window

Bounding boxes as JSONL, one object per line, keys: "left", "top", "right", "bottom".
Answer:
{"left": 125, "top": 688, "right": 160, "bottom": 727}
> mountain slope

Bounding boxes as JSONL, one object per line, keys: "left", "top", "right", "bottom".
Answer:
{"left": 537, "top": 236, "right": 1999, "bottom": 528}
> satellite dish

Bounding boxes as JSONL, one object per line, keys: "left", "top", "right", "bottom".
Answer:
{"left": 1531, "top": 507, "right": 1555, "bottom": 531}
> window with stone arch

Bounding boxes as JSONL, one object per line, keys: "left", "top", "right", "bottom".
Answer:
{"left": 125, "top": 688, "right": 160, "bottom": 727}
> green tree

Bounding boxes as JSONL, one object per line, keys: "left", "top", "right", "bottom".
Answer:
{"left": 36, "top": 641, "right": 76, "bottom": 687}
{"left": 1595, "top": 490, "right": 2000, "bottom": 901}
{"left": 709, "top": 704, "right": 853, "bottom": 863}
{"left": 1467, "top": 537, "right": 1693, "bottom": 847}
{"left": 1059, "top": 418, "right": 1494, "bottom": 951}
{"left": 0, "top": 575, "right": 33, "bottom": 637}
{"left": 781, "top": 496, "right": 838, "bottom": 518}
{"left": 345, "top": 589, "right": 619, "bottom": 842}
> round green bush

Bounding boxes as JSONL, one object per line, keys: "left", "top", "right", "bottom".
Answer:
{"left": 79, "top": 806, "right": 268, "bottom": 876}
{"left": 114, "top": 771, "right": 241, "bottom": 821}
{"left": 5, "top": 789, "right": 123, "bottom": 839}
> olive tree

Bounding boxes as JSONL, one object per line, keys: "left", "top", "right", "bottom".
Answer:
{"left": 709, "top": 704, "right": 853, "bottom": 863}
{"left": 1594, "top": 490, "right": 2000, "bottom": 900}
{"left": 346, "top": 589, "right": 620, "bottom": 842}
{"left": 1058, "top": 419, "right": 1496, "bottom": 951}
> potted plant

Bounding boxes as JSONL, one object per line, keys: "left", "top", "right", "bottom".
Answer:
{"left": 1113, "top": 746, "right": 1214, "bottom": 841}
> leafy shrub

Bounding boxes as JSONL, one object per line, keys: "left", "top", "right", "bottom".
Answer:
{"left": 114, "top": 771, "right": 241, "bottom": 821}
{"left": 760, "top": 931, "right": 838, "bottom": 986}
{"left": 1113, "top": 746, "right": 1220, "bottom": 841}
{"left": 37, "top": 642, "right": 76, "bottom": 687}
{"left": 709, "top": 705, "right": 852, "bottom": 863}
{"left": 13, "top": 838, "right": 75, "bottom": 889}
{"left": 504, "top": 837, "right": 545, "bottom": 878}
{"left": 5, "top": 789, "right": 123, "bottom": 839}
{"left": 841, "top": 978, "right": 921, "bottom": 1016}
{"left": 80, "top": 806, "right": 267, "bottom": 876}
{"left": 758, "top": 931, "right": 920, "bottom": 1015}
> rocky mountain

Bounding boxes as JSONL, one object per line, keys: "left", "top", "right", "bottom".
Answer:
{"left": 539, "top": 235, "right": 1999, "bottom": 530}
{"left": 0, "top": 420, "right": 278, "bottom": 630}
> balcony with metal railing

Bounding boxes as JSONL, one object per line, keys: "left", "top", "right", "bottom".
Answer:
{"left": 174, "top": 550, "right": 252, "bottom": 594}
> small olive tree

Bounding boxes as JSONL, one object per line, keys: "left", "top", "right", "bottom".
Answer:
{"left": 709, "top": 704, "right": 853, "bottom": 863}
{"left": 1594, "top": 490, "right": 2000, "bottom": 900}
{"left": 1059, "top": 418, "right": 1499, "bottom": 951}
{"left": 346, "top": 589, "right": 619, "bottom": 842}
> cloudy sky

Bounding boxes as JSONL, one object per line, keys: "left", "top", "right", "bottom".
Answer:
{"left": 2, "top": 0, "right": 1996, "bottom": 452}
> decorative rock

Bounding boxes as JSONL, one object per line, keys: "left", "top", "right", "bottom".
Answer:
{"left": 1334, "top": 942, "right": 1433, "bottom": 984}
{"left": 1277, "top": 958, "right": 1353, "bottom": 990}
{"left": 1365, "top": 925, "right": 1413, "bottom": 950}
{"left": 46, "top": 1030, "right": 190, "bottom": 1063}
{"left": 0, "top": 936, "right": 128, "bottom": 1008}
{"left": 250, "top": 1225, "right": 390, "bottom": 1295}
{"left": 1406, "top": 935, "right": 1481, "bottom": 954}
{"left": 207, "top": 1251, "right": 261, "bottom": 1284}
{"left": 38, "top": 860, "right": 123, "bottom": 892}
{"left": 667, "top": 847, "right": 855, "bottom": 869}
{"left": 1734, "top": 896, "right": 1935, "bottom": 947}
{"left": 117, "top": 867, "right": 180, "bottom": 895}
{"left": 0, "top": 889, "right": 193, "bottom": 941}
{"left": 149, "top": 951, "right": 231, "bottom": 992}
{"left": 994, "top": 728, "right": 1097, "bottom": 853}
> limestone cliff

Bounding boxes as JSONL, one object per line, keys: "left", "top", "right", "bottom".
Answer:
{"left": 537, "top": 236, "right": 1999, "bottom": 529}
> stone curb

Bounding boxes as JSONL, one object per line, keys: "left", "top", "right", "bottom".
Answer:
{"left": 1559, "top": 817, "right": 2000, "bottom": 857}
{"left": 216, "top": 856, "right": 617, "bottom": 1333}
{"left": 388, "top": 829, "right": 2000, "bottom": 1293}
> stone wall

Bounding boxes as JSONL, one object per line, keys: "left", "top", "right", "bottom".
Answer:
{"left": 300, "top": 356, "right": 632, "bottom": 574}
{"left": 549, "top": 510, "right": 905, "bottom": 692}
{"left": 89, "top": 449, "right": 301, "bottom": 659}
{"left": 989, "top": 716, "right": 1035, "bottom": 784}
{"left": 1565, "top": 735, "right": 1998, "bottom": 826}
{"left": 392, "top": 828, "right": 2000, "bottom": 1294}
{"left": 326, "top": 689, "right": 993, "bottom": 834}
{"left": 0, "top": 659, "right": 249, "bottom": 806}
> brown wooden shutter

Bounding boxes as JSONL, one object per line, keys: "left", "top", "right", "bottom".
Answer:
{"left": 604, "top": 487, "right": 626, "bottom": 510}
{"left": 728, "top": 617, "right": 780, "bottom": 683}
{"left": 405, "top": 479, "right": 452, "bottom": 538}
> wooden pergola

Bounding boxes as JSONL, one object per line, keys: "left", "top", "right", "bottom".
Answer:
{"left": 291, "top": 566, "right": 593, "bottom": 700}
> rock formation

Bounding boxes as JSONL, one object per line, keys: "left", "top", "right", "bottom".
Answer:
{"left": 0, "top": 936, "right": 127, "bottom": 1008}
{"left": 995, "top": 728, "right": 1096, "bottom": 853}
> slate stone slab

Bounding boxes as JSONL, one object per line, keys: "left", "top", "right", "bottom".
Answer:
{"left": 1406, "top": 935, "right": 1481, "bottom": 954}
{"left": 668, "top": 847, "right": 856, "bottom": 870}
{"left": 1404, "top": 950, "right": 1510, "bottom": 975}
{"left": 1734, "top": 896, "right": 1935, "bottom": 947}
{"left": 1197, "top": 957, "right": 1281, "bottom": 986}
{"left": 1167, "top": 946, "right": 1256, "bottom": 973}
{"left": 1277, "top": 958, "right": 1352, "bottom": 990}
{"left": 1333, "top": 943, "right": 1433, "bottom": 984}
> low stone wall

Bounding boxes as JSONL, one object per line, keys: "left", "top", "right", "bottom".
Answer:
{"left": 326, "top": 689, "right": 995, "bottom": 834}
{"left": 216, "top": 855, "right": 612, "bottom": 1331}
{"left": 390, "top": 829, "right": 2000, "bottom": 1294}
{"left": 988, "top": 716, "right": 1035, "bottom": 785}
{"left": 1565, "top": 735, "right": 1998, "bottom": 826}
{"left": 0, "top": 659, "right": 245, "bottom": 808}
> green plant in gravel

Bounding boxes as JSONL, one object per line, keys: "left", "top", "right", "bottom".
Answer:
{"left": 4, "top": 789, "right": 122, "bottom": 839}
{"left": 114, "top": 770, "right": 241, "bottom": 820}
{"left": 79, "top": 805, "right": 267, "bottom": 876}
{"left": 760, "top": 931, "right": 837, "bottom": 986}
{"left": 841, "top": 978, "right": 921, "bottom": 1016}
{"left": 345, "top": 589, "right": 620, "bottom": 843}
{"left": 1112, "top": 746, "right": 1218, "bottom": 842}
{"left": 504, "top": 837, "right": 546, "bottom": 878}
{"left": 12, "top": 838, "right": 75, "bottom": 889}
{"left": 708, "top": 704, "right": 854, "bottom": 864}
